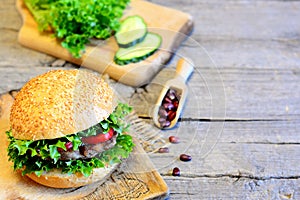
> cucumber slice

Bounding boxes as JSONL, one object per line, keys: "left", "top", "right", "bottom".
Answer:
{"left": 115, "top": 15, "right": 147, "bottom": 48}
{"left": 114, "top": 32, "right": 162, "bottom": 65}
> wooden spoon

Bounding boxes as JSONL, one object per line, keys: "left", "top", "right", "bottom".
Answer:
{"left": 153, "top": 58, "right": 194, "bottom": 129}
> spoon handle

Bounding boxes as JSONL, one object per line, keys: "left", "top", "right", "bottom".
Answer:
{"left": 175, "top": 58, "right": 194, "bottom": 82}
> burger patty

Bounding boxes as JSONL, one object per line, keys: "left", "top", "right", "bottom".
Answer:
{"left": 60, "top": 135, "right": 117, "bottom": 160}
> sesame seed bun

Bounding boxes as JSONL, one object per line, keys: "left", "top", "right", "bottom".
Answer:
{"left": 10, "top": 69, "right": 117, "bottom": 141}
{"left": 25, "top": 163, "right": 120, "bottom": 188}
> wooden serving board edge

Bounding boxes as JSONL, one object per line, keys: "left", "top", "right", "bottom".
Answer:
{"left": 0, "top": 93, "right": 169, "bottom": 200}
{"left": 16, "top": 0, "right": 194, "bottom": 87}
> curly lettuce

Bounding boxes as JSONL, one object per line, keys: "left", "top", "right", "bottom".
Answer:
{"left": 24, "top": 0, "right": 130, "bottom": 58}
{"left": 6, "top": 103, "right": 134, "bottom": 177}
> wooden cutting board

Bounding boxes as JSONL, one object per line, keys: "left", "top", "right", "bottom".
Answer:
{"left": 16, "top": 0, "right": 193, "bottom": 87}
{"left": 0, "top": 93, "right": 169, "bottom": 200}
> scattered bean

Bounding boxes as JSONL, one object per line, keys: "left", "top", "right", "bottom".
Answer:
{"left": 180, "top": 154, "right": 192, "bottom": 162}
{"left": 158, "top": 147, "right": 170, "bottom": 153}
{"left": 169, "top": 136, "right": 180, "bottom": 144}
{"left": 172, "top": 167, "right": 180, "bottom": 176}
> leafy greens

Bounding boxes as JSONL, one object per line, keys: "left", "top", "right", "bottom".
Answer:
{"left": 7, "top": 102, "right": 134, "bottom": 177}
{"left": 24, "top": 0, "right": 130, "bottom": 58}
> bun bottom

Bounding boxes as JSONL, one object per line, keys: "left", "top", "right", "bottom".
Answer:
{"left": 25, "top": 163, "right": 120, "bottom": 188}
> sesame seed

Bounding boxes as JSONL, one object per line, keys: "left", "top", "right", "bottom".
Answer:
{"left": 10, "top": 69, "right": 116, "bottom": 140}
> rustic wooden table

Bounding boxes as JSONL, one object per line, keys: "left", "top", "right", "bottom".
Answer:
{"left": 1, "top": 0, "right": 300, "bottom": 199}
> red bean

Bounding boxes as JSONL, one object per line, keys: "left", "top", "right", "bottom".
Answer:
{"left": 168, "top": 89, "right": 177, "bottom": 100}
{"left": 162, "top": 120, "right": 171, "bottom": 127}
{"left": 158, "top": 106, "right": 168, "bottom": 118}
{"left": 158, "top": 147, "right": 170, "bottom": 153}
{"left": 158, "top": 117, "right": 166, "bottom": 123}
{"left": 169, "top": 136, "right": 180, "bottom": 143}
{"left": 157, "top": 88, "right": 181, "bottom": 128}
{"left": 167, "top": 110, "right": 176, "bottom": 121}
{"left": 172, "top": 167, "right": 180, "bottom": 176}
{"left": 180, "top": 154, "right": 192, "bottom": 162}
{"left": 164, "top": 96, "right": 172, "bottom": 103}
{"left": 158, "top": 117, "right": 171, "bottom": 128}
{"left": 163, "top": 102, "right": 174, "bottom": 111}
{"left": 173, "top": 100, "right": 179, "bottom": 109}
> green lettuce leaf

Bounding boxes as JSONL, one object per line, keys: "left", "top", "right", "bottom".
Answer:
{"left": 6, "top": 102, "right": 134, "bottom": 177}
{"left": 24, "top": 0, "right": 130, "bottom": 58}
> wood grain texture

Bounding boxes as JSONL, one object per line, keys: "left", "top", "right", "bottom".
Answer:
{"left": 1, "top": 0, "right": 300, "bottom": 199}
{"left": 147, "top": 120, "right": 300, "bottom": 177}
{"left": 147, "top": 120, "right": 300, "bottom": 199}
{"left": 130, "top": 66, "right": 300, "bottom": 120}
{"left": 163, "top": 177, "right": 300, "bottom": 200}
{"left": 16, "top": 0, "right": 193, "bottom": 87}
{"left": 0, "top": 96, "right": 169, "bottom": 200}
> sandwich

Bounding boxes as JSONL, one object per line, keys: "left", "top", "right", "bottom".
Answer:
{"left": 6, "top": 69, "right": 134, "bottom": 188}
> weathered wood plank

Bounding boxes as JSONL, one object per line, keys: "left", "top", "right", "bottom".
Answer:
{"left": 148, "top": 119, "right": 300, "bottom": 199}
{"left": 1, "top": 0, "right": 300, "bottom": 199}
{"left": 130, "top": 66, "right": 300, "bottom": 120}
{"left": 178, "top": 39, "right": 300, "bottom": 70}
{"left": 2, "top": 60, "right": 299, "bottom": 121}
{"left": 0, "top": 0, "right": 22, "bottom": 30}
{"left": 3, "top": 0, "right": 298, "bottom": 71}
{"left": 146, "top": 120, "right": 300, "bottom": 178}
{"left": 164, "top": 177, "right": 300, "bottom": 200}
{"left": 0, "top": 99, "right": 169, "bottom": 200}
{"left": 2, "top": 62, "right": 299, "bottom": 120}
{"left": 0, "top": 0, "right": 71, "bottom": 94}
{"left": 0, "top": 0, "right": 54, "bottom": 65}
{"left": 152, "top": 0, "right": 300, "bottom": 40}
{"left": 0, "top": 65, "right": 76, "bottom": 95}
{"left": 1, "top": 0, "right": 299, "bottom": 120}
{"left": 2, "top": 93, "right": 300, "bottom": 199}
{"left": 150, "top": 0, "right": 300, "bottom": 73}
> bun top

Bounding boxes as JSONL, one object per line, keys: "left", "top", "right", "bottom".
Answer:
{"left": 10, "top": 69, "right": 117, "bottom": 140}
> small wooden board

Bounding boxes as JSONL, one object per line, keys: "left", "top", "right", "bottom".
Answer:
{"left": 16, "top": 0, "right": 193, "bottom": 87}
{"left": 0, "top": 93, "right": 169, "bottom": 200}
